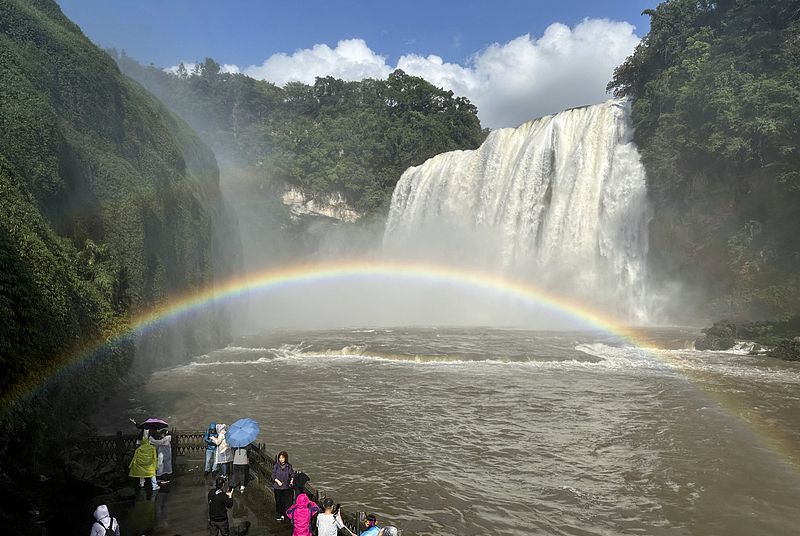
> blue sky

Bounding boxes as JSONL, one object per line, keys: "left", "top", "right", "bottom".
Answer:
{"left": 56, "top": 0, "right": 655, "bottom": 127}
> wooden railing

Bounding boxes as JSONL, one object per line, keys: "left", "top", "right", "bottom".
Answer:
{"left": 84, "top": 430, "right": 403, "bottom": 535}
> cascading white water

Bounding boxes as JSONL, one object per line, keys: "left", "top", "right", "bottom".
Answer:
{"left": 384, "top": 99, "right": 651, "bottom": 322}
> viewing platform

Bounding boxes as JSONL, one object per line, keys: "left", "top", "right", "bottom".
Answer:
{"left": 80, "top": 430, "right": 402, "bottom": 535}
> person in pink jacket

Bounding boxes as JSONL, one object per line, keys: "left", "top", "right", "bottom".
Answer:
{"left": 285, "top": 492, "right": 319, "bottom": 536}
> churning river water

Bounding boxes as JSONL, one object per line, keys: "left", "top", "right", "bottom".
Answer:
{"left": 103, "top": 328, "right": 800, "bottom": 535}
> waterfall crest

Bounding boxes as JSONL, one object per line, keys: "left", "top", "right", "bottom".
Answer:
{"left": 384, "top": 99, "right": 650, "bottom": 322}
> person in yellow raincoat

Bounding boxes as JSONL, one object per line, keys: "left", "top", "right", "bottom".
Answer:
{"left": 129, "top": 439, "right": 159, "bottom": 490}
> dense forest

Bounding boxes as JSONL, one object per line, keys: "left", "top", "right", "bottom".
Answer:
{"left": 0, "top": 0, "right": 239, "bottom": 495}
{"left": 115, "top": 55, "right": 487, "bottom": 214}
{"left": 608, "top": 0, "right": 800, "bottom": 320}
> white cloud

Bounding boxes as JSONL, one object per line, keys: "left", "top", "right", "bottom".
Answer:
{"left": 396, "top": 19, "right": 640, "bottom": 128}
{"left": 243, "top": 39, "right": 391, "bottom": 86}
{"left": 176, "top": 20, "right": 640, "bottom": 128}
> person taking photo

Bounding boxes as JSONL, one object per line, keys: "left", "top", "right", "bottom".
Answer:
{"left": 208, "top": 476, "right": 234, "bottom": 536}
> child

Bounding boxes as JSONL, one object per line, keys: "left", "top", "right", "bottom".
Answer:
{"left": 316, "top": 498, "right": 353, "bottom": 536}
{"left": 285, "top": 492, "right": 319, "bottom": 536}
{"left": 361, "top": 514, "right": 384, "bottom": 536}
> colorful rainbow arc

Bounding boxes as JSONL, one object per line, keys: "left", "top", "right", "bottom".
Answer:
{"left": 129, "top": 259, "right": 638, "bottom": 339}
{"left": 1, "top": 260, "right": 638, "bottom": 411}
{"left": 4, "top": 260, "right": 799, "bottom": 473}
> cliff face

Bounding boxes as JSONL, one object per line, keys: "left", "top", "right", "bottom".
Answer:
{"left": 0, "top": 0, "right": 241, "bottom": 463}
{"left": 282, "top": 187, "right": 361, "bottom": 223}
{"left": 608, "top": 0, "right": 800, "bottom": 321}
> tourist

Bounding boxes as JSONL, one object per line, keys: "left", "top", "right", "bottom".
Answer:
{"left": 232, "top": 444, "right": 249, "bottom": 492}
{"left": 316, "top": 498, "right": 353, "bottom": 536}
{"left": 129, "top": 439, "right": 159, "bottom": 491}
{"left": 204, "top": 421, "right": 218, "bottom": 475}
{"left": 212, "top": 423, "right": 233, "bottom": 477}
{"left": 361, "top": 514, "right": 384, "bottom": 536}
{"left": 285, "top": 491, "right": 319, "bottom": 536}
{"left": 207, "top": 476, "right": 234, "bottom": 536}
{"left": 89, "top": 504, "right": 119, "bottom": 536}
{"left": 149, "top": 429, "right": 173, "bottom": 482}
{"left": 271, "top": 450, "right": 295, "bottom": 521}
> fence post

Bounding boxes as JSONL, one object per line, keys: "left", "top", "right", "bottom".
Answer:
{"left": 356, "top": 512, "right": 365, "bottom": 535}
{"left": 170, "top": 427, "right": 178, "bottom": 465}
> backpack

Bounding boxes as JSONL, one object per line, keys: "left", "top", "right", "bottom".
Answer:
{"left": 96, "top": 517, "right": 116, "bottom": 536}
{"left": 292, "top": 471, "right": 310, "bottom": 490}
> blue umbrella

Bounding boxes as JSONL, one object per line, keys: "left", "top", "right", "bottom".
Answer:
{"left": 226, "top": 418, "right": 260, "bottom": 448}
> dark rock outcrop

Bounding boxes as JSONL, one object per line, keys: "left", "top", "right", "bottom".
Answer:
{"left": 695, "top": 318, "right": 800, "bottom": 361}
{"left": 694, "top": 321, "right": 737, "bottom": 351}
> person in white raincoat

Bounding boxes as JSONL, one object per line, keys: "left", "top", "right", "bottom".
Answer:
{"left": 89, "top": 504, "right": 120, "bottom": 536}
{"left": 149, "top": 429, "right": 173, "bottom": 478}
{"left": 212, "top": 423, "right": 233, "bottom": 477}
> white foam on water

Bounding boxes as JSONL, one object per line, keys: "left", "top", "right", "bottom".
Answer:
{"left": 656, "top": 348, "right": 800, "bottom": 385}
{"left": 159, "top": 340, "right": 800, "bottom": 385}
{"left": 216, "top": 345, "right": 272, "bottom": 353}
{"left": 188, "top": 342, "right": 669, "bottom": 373}
{"left": 573, "top": 343, "right": 676, "bottom": 373}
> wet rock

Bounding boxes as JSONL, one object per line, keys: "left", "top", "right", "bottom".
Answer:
{"left": 696, "top": 317, "right": 800, "bottom": 361}
{"left": 64, "top": 447, "right": 119, "bottom": 490}
{"left": 769, "top": 338, "right": 800, "bottom": 361}
{"left": 694, "top": 320, "right": 736, "bottom": 350}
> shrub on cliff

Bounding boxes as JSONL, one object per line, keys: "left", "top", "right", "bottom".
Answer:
{"left": 0, "top": 0, "right": 236, "bottom": 475}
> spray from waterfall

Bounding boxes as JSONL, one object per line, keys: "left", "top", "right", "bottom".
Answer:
{"left": 383, "top": 99, "right": 651, "bottom": 323}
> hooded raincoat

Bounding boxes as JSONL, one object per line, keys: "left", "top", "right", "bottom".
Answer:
{"left": 90, "top": 504, "right": 120, "bottom": 536}
{"left": 213, "top": 423, "right": 233, "bottom": 464}
{"left": 286, "top": 493, "right": 319, "bottom": 536}
{"left": 149, "top": 434, "right": 173, "bottom": 476}
{"left": 128, "top": 441, "right": 157, "bottom": 478}
{"left": 204, "top": 422, "right": 218, "bottom": 451}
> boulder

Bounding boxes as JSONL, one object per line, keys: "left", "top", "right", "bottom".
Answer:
{"left": 769, "top": 338, "right": 800, "bottom": 361}
{"left": 694, "top": 320, "right": 737, "bottom": 351}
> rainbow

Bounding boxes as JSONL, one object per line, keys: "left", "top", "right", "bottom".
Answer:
{"left": 129, "top": 259, "right": 637, "bottom": 338}
{"left": 1, "top": 259, "right": 639, "bottom": 411}
{"left": 4, "top": 259, "right": 799, "bottom": 471}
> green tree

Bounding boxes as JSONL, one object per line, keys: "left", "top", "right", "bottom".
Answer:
{"left": 608, "top": 0, "right": 800, "bottom": 319}
{"left": 115, "top": 58, "right": 487, "bottom": 215}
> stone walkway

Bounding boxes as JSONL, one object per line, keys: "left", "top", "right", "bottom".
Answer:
{"left": 111, "top": 456, "right": 292, "bottom": 536}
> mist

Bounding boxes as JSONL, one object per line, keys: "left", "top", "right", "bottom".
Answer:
{"left": 201, "top": 106, "right": 662, "bottom": 333}
{"left": 113, "top": 55, "right": 668, "bottom": 334}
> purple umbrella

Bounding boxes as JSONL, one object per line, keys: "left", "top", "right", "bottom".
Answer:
{"left": 138, "top": 418, "right": 169, "bottom": 430}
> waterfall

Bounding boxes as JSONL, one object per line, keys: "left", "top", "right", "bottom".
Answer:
{"left": 384, "top": 99, "right": 650, "bottom": 322}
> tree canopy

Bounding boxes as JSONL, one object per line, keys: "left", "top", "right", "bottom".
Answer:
{"left": 115, "top": 55, "right": 487, "bottom": 214}
{"left": 608, "top": 0, "right": 800, "bottom": 319}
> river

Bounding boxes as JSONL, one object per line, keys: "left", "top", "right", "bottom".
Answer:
{"left": 98, "top": 327, "right": 800, "bottom": 535}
